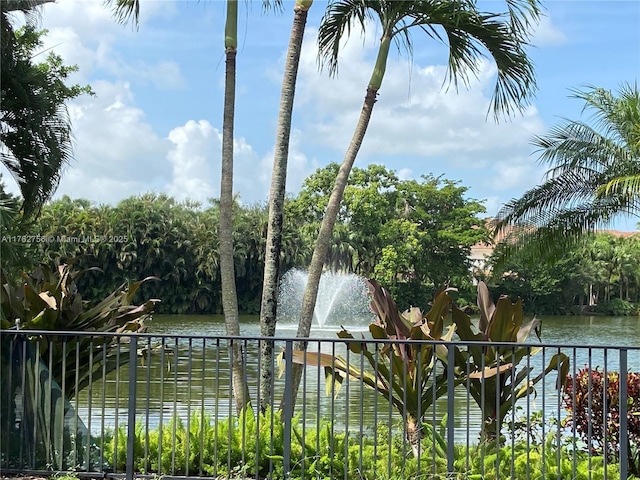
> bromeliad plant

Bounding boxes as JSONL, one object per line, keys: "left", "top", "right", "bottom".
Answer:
{"left": 0, "top": 262, "right": 159, "bottom": 470}
{"left": 286, "top": 279, "right": 460, "bottom": 458}
{"left": 450, "top": 281, "right": 569, "bottom": 443}
{"left": 1, "top": 262, "right": 160, "bottom": 398}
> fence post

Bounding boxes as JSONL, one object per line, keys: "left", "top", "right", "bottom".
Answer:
{"left": 447, "top": 345, "right": 455, "bottom": 476}
{"left": 282, "top": 340, "right": 293, "bottom": 478}
{"left": 619, "top": 349, "right": 628, "bottom": 480}
{"left": 126, "top": 335, "right": 138, "bottom": 480}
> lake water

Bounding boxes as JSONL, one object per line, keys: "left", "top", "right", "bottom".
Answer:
{"left": 148, "top": 313, "right": 640, "bottom": 346}
{"left": 75, "top": 314, "right": 640, "bottom": 444}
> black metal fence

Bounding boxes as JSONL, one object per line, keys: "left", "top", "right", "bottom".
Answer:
{"left": 1, "top": 329, "right": 639, "bottom": 479}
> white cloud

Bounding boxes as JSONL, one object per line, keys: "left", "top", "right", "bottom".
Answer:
{"left": 37, "top": 0, "right": 185, "bottom": 90}
{"left": 532, "top": 14, "right": 567, "bottom": 47}
{"left": 54, "top": 81, "right": 171, "bottom": 203}
{"left": 166, "top": 120, "right": 217, "bottom": 202}
{"left": 165, "top": 120, "right": 271, "bottom": 205}
{"left": 397, "top": 168, "right": 413, "bottom": 181}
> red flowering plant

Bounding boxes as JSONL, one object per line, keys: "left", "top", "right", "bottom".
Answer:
{"left": 563, "top": 367, "right": 640, "bottom": 473}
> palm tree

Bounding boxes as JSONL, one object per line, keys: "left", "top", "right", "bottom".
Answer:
{"left": 218, "top": 0, "right": 252, "bottom": 414}
{"left": 259, "top": 0, "right": 313, "bottom": 412}
{"left": 290, "top": 0, "right": 542, "bottom": 406}
{"left": 1, "top": 0, "right": 78, "bottom": 218}
{"left": 494, "top": 83, "right": 640, "bottom": 265}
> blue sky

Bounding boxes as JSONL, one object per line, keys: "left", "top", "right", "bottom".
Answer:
{"left": 5, "top": 0, "right": 640, "bottom": 228}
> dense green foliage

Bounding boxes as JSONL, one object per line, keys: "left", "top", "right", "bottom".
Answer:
{"left": 489, "top": 232, "right": 640, "bottom": 314}
{"left": 290, "top": 279, "right": 459, "bottom": 458}
{"left": 5, "top": 165, "right": 487, "bottom": 314}
{"left": 99, "top": 408, "right": 636, "bottom": 479}
{"left": 290, "top": 164, "right": 488, "bottom": 303}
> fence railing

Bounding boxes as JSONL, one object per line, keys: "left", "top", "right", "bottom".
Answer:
{"left": 1, "top": 329, "right": 639, "bottom": 479}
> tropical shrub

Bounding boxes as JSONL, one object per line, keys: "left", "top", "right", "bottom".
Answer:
{"left": 449, "top": 281, "right": 569, "bottom": 442}
{"left": 563, "top": 367, "right": 640, "bottom": 474}
{"left": 100, "top": 409, "right": 638, "bottom": 480}
{"left": 287, "top": 280, "right": 569, "bottom": 453}
{"left": 0, "top": 263, "right": 158, "bottom": 470}
{"left": 594, "top": 298, "right": 639, "bottom": 316}
{"left": 287, "top": 279, "right": 459, "bottom": 458}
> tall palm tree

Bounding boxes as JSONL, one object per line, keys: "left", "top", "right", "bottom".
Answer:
{"left": 290, "top": 0, "right": 542, "bottom": 407}
{"left": 218, "top": 0, "right": 251, "bottom": 414}
{"left": 1, "top": 0, "right": 74, "bottom": 218}
{"left": 494, "top": 83, "right": 640, "bottom": 266}
{"left": 259, "top": 0, "right": 313, "bottom": 413}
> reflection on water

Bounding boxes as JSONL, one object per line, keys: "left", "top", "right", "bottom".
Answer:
{"left": 75, "top": 314, "right": 640, "bottom": 445}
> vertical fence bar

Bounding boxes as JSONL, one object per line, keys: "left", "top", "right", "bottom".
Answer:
{"left": 18, "top": 336, "right": 27, "bottom": 469}
{"left": 447, "top": 345, "right": 455, "bottom": 475}
{"left": 59, "top": 338, "right": 67, "bottom": 470}
{"left": 86, "top": 337, "right": 94, "bottom": 470}
{"left": 431, "top": 348, "right": 437, "bottom": 477}
{"left": 143, "top": 337, "right": 152, "bottom": 475}
{"left": 603, "top": 348, "right": 609, "bottom": 479}
{"left": 541, "top": 347, "right": 546, "bottom": 480}
{"left": 587, "top": 347, "right": 593, "bottom": 480}
{"left": 46, "top": 338, "right": 54, "bottom": 468}
{"left": 316, "top": 340, "right": 322, "bottom": 478}
{"left": 571, "top": 347, "right": 577, "bottom": 480}
{"left": 619, "top": 349, "right": 628, "bottom": 480}
{"left": 186, "top": 337, "right": 193, "bottom": 477}
{"left": 158, "top": 337, "right": 166, "bottom": 474}
{"left": 301, "top": 346, "right": 308, "bottom": 480}
{"left": 282, "top": 340, "right": 294, "bottom": 478}
{"left": 344, "top": 347, "right": 350, "bottom": 480}
{"left": 173, "top": 337, "right": 180, "bottom": 474}
{"left": 126, "top": 335, "right": 138, "bottom": 480}
{"left": 200, "top": 338, "right": 207, "bottom": 476}
{"left": 113, "top": 341, "right": 121, "bottom": 472}
{"left": 556, "top": 346, "right": 562, "bottom": 479}
{"left": 256, "top": 339, "right": 262, "bottom": 480}
{"left": 526, "top": 348, "right": 531, "bottom": 480}
{"left": 32, "top": 337, "right": 41, "bottom": 469}
{"left": 100, "top": 338, "right": 108, "bottom": 473}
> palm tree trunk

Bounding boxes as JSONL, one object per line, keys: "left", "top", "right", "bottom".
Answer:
{"left": 220, "top": 0, "right": 249, "bottom": 415}
{"left": 286, "top": 86, "right": 379, "bottom": 408}
{"left": 259, "top": 0, "right": 311, "bottom": 413}
{"left": 287, "top": 34, "right": 392, "bottom": 410}
{"left": 406, "top": 415, "right": 423, "bottom": 459}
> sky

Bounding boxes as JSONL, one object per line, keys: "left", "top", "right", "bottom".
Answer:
{"left": 4, "top": 0, "right": 640, "bottom": 229}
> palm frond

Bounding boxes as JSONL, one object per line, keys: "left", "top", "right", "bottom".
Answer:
{"left": 534, "top": 122, "right": 632, "bottom": 175}
{"left": 317, "top": 0, "right": 372, "bottom": 77}
{"left": 262, "top": 0, "right": 284, "bottom": 13}
{"left": 599, "top": 175, "right": 640, "bottom": 200}
{"left": 317, "top": 0, "right": 539, "bottom": 118}
{"left": 571, "top": 82, "right": 640, "bottom": 151}
{"left": 103, "top": 0, "right": 141, "bottom": 27}
{"left": 1, "top": 20, "right": 86, "bottom": 217}
{"left": 494, "top": 196, "right": 639, "bottom": 270}
{"left": 494, "top": 83, "right": 640, "bottom": 267}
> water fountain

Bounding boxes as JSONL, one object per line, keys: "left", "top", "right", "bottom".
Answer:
{"left": 277, "top": 269, "right": 374, "bottom": 330}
